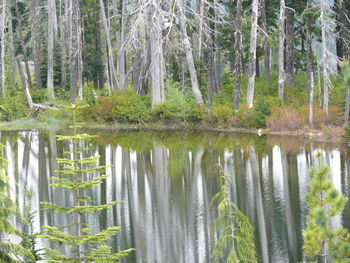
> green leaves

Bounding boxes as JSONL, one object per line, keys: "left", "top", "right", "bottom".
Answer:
{"left": 303, "top": 155, "right": 350, "bottom": 261}
{"left": 40, "top": 103, "right": 133, "bottom": 262}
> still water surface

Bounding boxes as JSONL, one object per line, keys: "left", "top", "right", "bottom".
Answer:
{"left": 3, "top": 129, "right": 350, "bottom": 262}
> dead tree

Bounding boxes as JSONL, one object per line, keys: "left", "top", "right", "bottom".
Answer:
{"left": 278, "top": 0, "right": 286, "bottom": 103}
{"left": 47, "top": 0, "right": 56, "bottom": 100}
{"left": 234, "top": 0, "right": 243, "bottom": 110}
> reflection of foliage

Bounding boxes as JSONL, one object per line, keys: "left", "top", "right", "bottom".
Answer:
{"left": 211, "top": 164, "right": 257, "bottom": 263}
{"left": 0, "top": 144, "right": 35, "bottom": 262}
{"left": 303, "top": 153, "right": 350, "bottom": 261}
{"left": 40, "top": 103, "right": 134, "bottom": 262}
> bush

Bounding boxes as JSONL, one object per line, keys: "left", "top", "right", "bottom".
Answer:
{"left": 208, "top": 104, "right": 234, "bottom": 126}
{"left": 91, "top": 88, "right": 150, "bottom": 123}
{"left": 267, "top": 106, "right": 304, "bottom": 131}
{"left": 0, "top": 94, "right": 28, "bottom": 121}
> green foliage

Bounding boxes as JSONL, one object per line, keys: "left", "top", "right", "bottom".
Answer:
{"left": 0, "top": 93, "right": 27, "bottom": 121}
{"left": 40, "top": 103, "right": 134, "bottom": 262}
{"left": 303, "top": 154, "right": 350, "bottom": 262}
{"left": 212, "top": 164, "right": 257, "bottom": 263}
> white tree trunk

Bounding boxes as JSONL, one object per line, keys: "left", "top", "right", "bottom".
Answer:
{"left": 150, "top": 3, "right": 165, "bottom": 106}
{"left": 178, "top": 0, "right": 204, "bottom": 105}
{"left": 30, "top": 0, "right": 42, "bottom": 89}
{"left": 246, "top": 0, "right": 259, "bottom": 108}
{"left": 234, "top": 0, "right": 243, "bottom": 110}
{"left": 320, "top": 0, "right": 330, "bottom": 113}
{"left": 0, "top": 0, "right": 6, "bottom": 97}
{"left": 117, "top": 0, "right": 127, "bottom": 90}
{"left": 99, "top": 0, "right": 117, "bottom": 91}
{"left": 47, "top": 0, "right": 56, "bottom": 100}
{"left": 306, "top": 0, "right": 314, "bottom": 125}
{"left": 278, "top": 0, "right": 286, "bottom": 103}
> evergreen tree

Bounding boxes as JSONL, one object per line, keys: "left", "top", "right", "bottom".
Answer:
{"left": 303, "top": 153, "right": 350, "bottom": 262}
{"left": 211, "top": 164, "right": 257, "bottom": 263}
{"left": 40, "top": 103, "right": 134, "bottom": 262}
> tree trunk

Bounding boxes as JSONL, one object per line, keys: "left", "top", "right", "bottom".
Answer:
{"left": 320, "top": 0, "right": 330, "bottom": 113}
{"left": 260, "top": 0, "right": 270, "bottom": 86}
{"left": 246, "top": 0, "right": 259, "bottom": 108}
{"left": 234, "top": 0, "right": 243, "bottom": 110}
{"left": 178, "top": 0, "right": 204, "bottom": 105}
{"left": 99, "top": 0, "right": 117, "bottom": 92}
{"left": 14, "top": 0, "right": 33, "bottom": 88}
{"left": 0, "top": 0, "right": 5, "bottom": 97}
{"left": 47, "top": 0, "right": 56, "bottom": 100}
{"left": 30, "top": 0, "right": 42, "bottom": 89}
{"left": 278, "top": 0, "right": 286, "bottom": 103}
{"left": 95, "top": 3, "right": 104, "bottom": 90}
{"left": 285, "top": 9, "right": 295, "bottom": 86}
{"left": 150, "top": 4, "right": 165, "bottom": 106}
{"left": 306, "top": 0, "right": 314, "bottom": 126}
{"left": 60, "top": 0, "right": 68, "bottom": 90}
{"left": 117, "top": 0, "right": 127, "bottom": 90}
{"left": 7, "top": 10, "right": 16, "bottom": 89}
{"left": 17, "top": 57, "right": 33, "bottom": 109}
{"left": 344, "top": 81, "right": 350, "bottom": 124}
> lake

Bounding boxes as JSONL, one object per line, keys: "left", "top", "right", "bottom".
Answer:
{"left": 3, "top": 129, "right": 350, "bottom": 262}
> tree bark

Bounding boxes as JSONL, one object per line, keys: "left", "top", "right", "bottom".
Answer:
{"left": 285, "top": 9, "right": 294, "bottom": 86}
{"left": 14, "top": 0, "right": 32, "bottom": 88}
{"left": 320, "top": 0, "right": 330, "bottom": 113}
{"left": 278, "top": 0, "right": 286, "bottom": 103}
{"left": 99, "top": 0, "right": 117, "bottom": 92}
{"left": 150, "top": 3, "right": 165, "bottom": 106}
{"left": 47, "top": 0, "right": 56, "bottom": 100}
{"left": 117, "top": 0, "right": 127, "bottom": 90}
{"left": 336, "top": 0, "right": 350, "bottom": 62}
{"left": 0, "top": 0, "right": 5, "bottom": 97}
{"left": 17, "top": 57, "right": 33, "bottom": 108}
{"left": 60, "top": 0, "right": 68, "bottom": 90}
{"left": 7, "top": 10, "right": 16, "bottom": 89}
{"left": 260, "top": 0, "right": 270, "bottom": 86}
{"left": 234, "top": 0, "right": 243, "bottom": 110}
{"left": 246, "top": 0, "right": 259, "bottom": 108}
{"left": 30, "top": 0, "right": 42, "bottom": 89}
{"left": 306, "top": 0, "right": 314, "bottom": 126}
{"left": 178, "top": 0, "right": 204, "bottom": 105}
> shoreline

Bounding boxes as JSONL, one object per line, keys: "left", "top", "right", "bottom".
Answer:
{"left": 0, "top": 118, "right": 343, "bottom": 144}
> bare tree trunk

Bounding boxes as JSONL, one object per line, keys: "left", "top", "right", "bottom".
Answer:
{"left": 0, "top": 0, "right": 5, "bottom": 97}
{"left": 95, "top": 3, "right": 104, "bottom": 90}
{"left": 117, "top": 0, "right": 127, "bottom": 90}
{"left": 306, "top": 0, "right": 314, "bottom": 126}
{"left": 317, "top": 62, "right": 322, "bottom": 107}
{"left": 246, "top": 0, "right": 259, "bottom": 108}
{"left": 7, "top": 10, "right": 16, "bottom": 89}
{"left": 30, "top": 0, "right": 42, "bottom": 89}
{"left": 17, "top": 57, "right": 33, "bottom": 108}
{"left": 69, "top": 0, "right": 82, "bottom": 101}
{"left": 60, "top": 0, "right": 68, "bottom": 90}
{"left": 197, "top": 0, "right": 205, "bottom": 59}
{"left": 285, "top": 9, "right": 295, "bottom": 86}
{"left": 47, "top": 0, "right": 56, "bottom": 100}
{"left": 320, "top": 0, "right": 330, "bottom": 113}
{"left": 278, "top": 0, "right": 286, "bottom": 103}
{"left": 336, "top": 0, "right": 350, "bottom": 63}
{"left": 260, "top": 0, "right": 270, "bottom": 86}
{"left": 178, "top": 0, "right": 204, "bottom": 105}
{"left": 234, "top": 0, "right": 243, "bottom": 110}
{"left": 14, "top": 0, "right": 33, "bottom": 88}
{"left": 150, "top": 3, "right": 165, "bottom": 106}
{"left": 99, "top": 0, "right": 117, "bottom": 92}
{"left": 344, "top": 82, "right": 350, "bottom": 124}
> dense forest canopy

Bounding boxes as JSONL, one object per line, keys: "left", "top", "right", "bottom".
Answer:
{"left": 0, "top": 0, "right": 349, "bottom": 128}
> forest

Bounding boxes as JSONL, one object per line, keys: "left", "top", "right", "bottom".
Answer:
{"left": 0, "top": 0, "right": 349, "bottom": 137}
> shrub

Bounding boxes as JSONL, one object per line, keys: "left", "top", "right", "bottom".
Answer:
{"left": 0, "top": 94, "right": 28, "bottom": 121}
{"left": 267, "top": 106, "right": 304, "bottom": 131}
{"left": 208, "top": 104, "right": 234, "bottom": 126}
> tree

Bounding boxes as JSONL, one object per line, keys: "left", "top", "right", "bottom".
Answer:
{"left": 278, "top": 0, "right": 286, "bottom": 103}
{"left": 233, "top": 0, "right": 243, "bottom": 110}
{"left": 212, "top": 164, "right": 257, "bottom": 263}
{"left": 40, "top": 103, "right": 134, "bottom": 262}
{"left": 303, "top": 154, "right": 350, "bottom": 261}
{"left": 30, "top": 0, "right": 42, "bottom": 89}
{"left": 0, "top": 0, "right": 6, "bottom": 98}
{"left": 246, "top": 0, "right": 259, "bottom": 108}
{"left": 47, "top": 0, "right": 56, "bottom": 100}
{"left": 343, "top": 62, "right": 350, "bottom": 124}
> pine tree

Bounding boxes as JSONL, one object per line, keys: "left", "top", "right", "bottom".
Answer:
{"left": 303, "top": 153, "right": 350, "bottom": 262}
{"left": 0, "top": 143, "right": 34, "bottom": 262}
{"left": 40, "top": 103, "right": 134, "bottom": 262}
{"left": 211, "top": 164, "right": 257, "bottom": 263}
